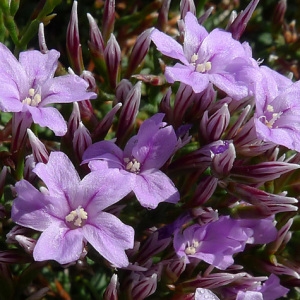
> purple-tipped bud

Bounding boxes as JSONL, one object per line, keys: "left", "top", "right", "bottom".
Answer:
{"left": 38, "top": 23, "right": 48, "bottom": 53}
{"left": 6, "top": 225, "right": 31, "bottom": 244}
{"left": 116, "top": 81, "right": 141, "bottom": 146}
{"left": 87, "top": 13, "right": 105, "bottom": 54}
{"left": 73, "top": 122, "right": 92, "bottom": 160}
{"left": 136, "top": 232, "right": 171, "bottom": 264}
{"left": 210, "top": 140, "right": 236, "bottom": 178}
{"left": 165, "top": 257, "right": 186, "bottom": 283}
{"left": 191, "top": 176, "right": 218, "bottom": 206}
{"left": 102, "top": 0, "right": 115, "bottom": 43}
{"left": 126, "top": 28, "right": 154, "bottom": 78}
{"left": 131, "top": 274, "right": 157, "bottom": 300}
{"left": 262, "top": 261, "right": 300, "bottom": 279}
{"left": 114, "top": 79, "right": 133, "bottom": 106}
{"left": 66, "top": 1, "right": 84, "bottom": 74}
{"left": 103, "top": 274, "right": 119, "bottom": 300}
{"left": 268, "top": 218, "right": 293, "bottom": 254}
{"left": 104, "top": 34, "right": 121, "bottom": 89}
{"left": 0, "top": 250, "right": 32, "bottom": 264}
{"left": 198, "top": 7, "right": 214, "bottom": 25}
{"left": 227, "top": 183, "right": 298, "bottom": 215}
{"left": 192, "top": 207, "right": 219, "bottom": 226}
{"left": 68, "top": 102, "right": 81, "bottom": 137}
{"left": 173, "top": 83, "right": 198, "bottom": 128}
{"left": 23, "top": 155, "right": 36, "bottom": 182}
{"left": 231, "top": 161, "right": 300, "bottom": 184}
{"left": 159, "top": 88, "right": 173, "bottom": 124}
{"left": 81, "top": 70, "right": 98, "bottom": 93}
{"left": 200, "top": 104, "right": 230, "bottom": 143}
{"left": 0, "top": 166, "right": 7, "bottom": 200}
{"left": 227, "top": 0, "right": 260, "bottom": 40}
{"left": 93, "top": 103, "right": 122, "bottom": 141}
{"left": 272, "top": 0, "right": 287, "bottom": 30}
{"left": 15, "top": 235, "right": 36, "bottom": 255}
{"left": 157, "top": 0, "right": 171, "bottom": 31}
{"left": 27, "top": 129, "right": 49, "bottom": 163}
{"left": 180, "top": 0, "right": 196, "bottom": 19}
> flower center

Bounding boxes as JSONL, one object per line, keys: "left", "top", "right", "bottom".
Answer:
{"left": 262, "top": 104, "right": 283, "bottom": 129}
{"left": 65, "top": 206, "right": 88, "bottom": 227}
{"left": 185, "top": 239, "right": 200, "bottom": 255}
{"left": 124, "top": 157, "right": 141, "bottom": 173}
{"left": 22, "top": 88, "right": 41, "bottom": 106}
{"left": 190, "top": 53, "right": 212, "bottom": 73}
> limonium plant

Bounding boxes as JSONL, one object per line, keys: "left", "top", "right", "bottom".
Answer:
{"left": 1, "top": 0, "right": 300, "bottom": 299}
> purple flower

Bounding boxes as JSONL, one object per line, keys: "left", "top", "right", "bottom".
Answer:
{"left": 83, "top": 113, "right": 180, "bottom": 209}
{"left": 254, "top": 66, "right": 300, "bottom": 151}
{"left": 151, "top": 12, "right": 258, "bottom": 99}
{"left": 173, "top": 216, "right": 278, "bottom": 270}
{"left": 0, "top": 43, "right": 97, "bottom": 136}
{"left": 173, "top": 216, "right": 250, "bottom": 270}
{"left": 11, "top": 152, "right": 134, "bottom": 267}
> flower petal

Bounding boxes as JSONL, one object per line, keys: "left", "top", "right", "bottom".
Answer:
{"left": 33, "top": 223, "right": 84, "bottom": 264}
{"left": 33, "top": 152, "right": 80, "bottom": 201}
{"left": 183, "top": 12, "right": 208, "bottom": 59}
{"left": 80, "top": 169, "right": 132, "bottom": 211}
{"left": 83, "top": 212, "right": 134, "bottom": 267}
{"left": 134, "top": 170, "right": 180, "bottom": 208}
{"left": 19, "top": 49, "right": 59, "bottom": 86}
{"left": 151, "top": 29, "right": 189, "bottom": 65}
{"left": 41, "top": 75, "right": 97, "bottom": 106}
{"left": 27, "top": 106, "right": 68, "bottom": 136}
{"left": 11, "top": 180, "right": 53, "bottom": 231}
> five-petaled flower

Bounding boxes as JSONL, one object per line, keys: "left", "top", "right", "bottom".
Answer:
{"left": 254, "top": 66, "right": 300, "bottom": 151}
{"left": 11, "top": 151, "right": 134, "bottom": 267}
{"left": 0, "top": 43, "right": 97, "bottom": 136}
{"left": 151, "top": 12, "right": 259, "bottom": 100}
{"left": 83, "top": 113, "right": 180, "bottom": 209}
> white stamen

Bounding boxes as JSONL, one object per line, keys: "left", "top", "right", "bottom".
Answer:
{"left": 196, "top": 61, "right": 212, "bottom": 73}
{"left": 267, "top": 104, "right": 274, "bottom": 112}
{"left": 65, "top": 206, "right": 88, "bottom": 227}
{"left": 124, "top": 157, "right": 141, "bottom": 173}
{"left": 22, "top": 88, "right": 42, "bottom": 106}
{"left": 185, "top": 239, "right": 200, "bottom": 255}
{"left": 265, "top": 112, "right": 283, "bottom": 128}
{"left": 191, "top": 53, "right": 198, "bottom": 64}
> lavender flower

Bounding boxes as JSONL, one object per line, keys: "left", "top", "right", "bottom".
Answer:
{"left": 173, "top": 216, "right": 277, "bottom": 270}
{"left": 151, "top": 12, "right": 258, "bottom": 99}
{"left": 11, "top": 152, "right": 134, "bottom": 267}
{"left": 83, "top": 113, "right": 180, "bottom": 209}
{"left": 254, "top": 66, "right": 300, "bottom": 151}
{"left": 0, "top": 43, "right": 96, "bottom": 136}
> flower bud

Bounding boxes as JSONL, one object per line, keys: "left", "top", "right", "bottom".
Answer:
{"left": 104, "top": 34, "right": 121, "bottom": 89}
{"left": 272, "top": 0, "right": 287, "bottom": 32}
{"left": 191, "top": 176, "right": 218, "bottom": 206}
{"left": 198, "top": 6, "right": 214, "bottom": 25}
{"left": 114, "top": 79, "right": 133, "bottom": 106}
{"left": 165, "top": 257, "right": 186, "bottom": 283}
{"left": 102, "top": 0, "right": 115, "bottom": 43}
{"left": 73, "top": 122, "right": 92, "bottom": 160}
{"left": 66, "top": 0, "right": 84, "bottom": 74}
{"left": 38, "top": 23, "right": 48, "bottom": 54}
{"left": 103, "top": 274, "right": 119, "bottom": 300}
{"left": 157, "top": 0, "right": 171, "bottom": 32}
{"left": 126, "top": 28, "right": 154, "bottom": 78}
{"left": 15, "top": 235, "right": 36, "bottom": 255}
{"left": 131, "top": 273, "right": 157, "bottom": 300}
{"left": 180, "top": 0, "right": 196, "bottom": 19}
{"left": 27, "top": 129, "right": 49, "bottom": 163}
{"left": 227, "top": 0, "right": 260, "bottom": 40}
{"left": 116, "top": 81, "right": 141, "bottom": 146}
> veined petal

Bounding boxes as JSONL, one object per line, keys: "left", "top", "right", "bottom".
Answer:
{"left": 27, "top": 106, "right": 67, "bottom": 136}
{"left": 83, "top": 212, "right": 134, "bottom": 267}
{"left": 183, "top": 12, "right": 208, "bottom": 59}
{"left": 41, "top": 75, "right": 97, "bottom": 106}
{"left": 33, "top": 152, "right": 80, "bottom": 201}
{"left": 134, "top": 170, "right": 180, "bottom": 209}
{"left": 165, "top": 64, "right": 209, "bottom": 93}
{"left": 33, "top": 223, "right": 84, "bottom": 264}
{"left": 77, "top": 169, "right": 132, "bottom": 211}
{"left": 151, "top": 29, "right": 189, "bottom": 65}
{"left": 12, "top": 180, "right": 53, "bottom": 231}
{"left": 0, "top": 43, "right": 28, "bottom": 102}
{"left": 19, "top": 49, "right": 60, "bottom": 86}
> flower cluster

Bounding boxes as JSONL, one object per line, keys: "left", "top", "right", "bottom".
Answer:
{"left": 0, "top": 0, "right": 300, "bottom": 299}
